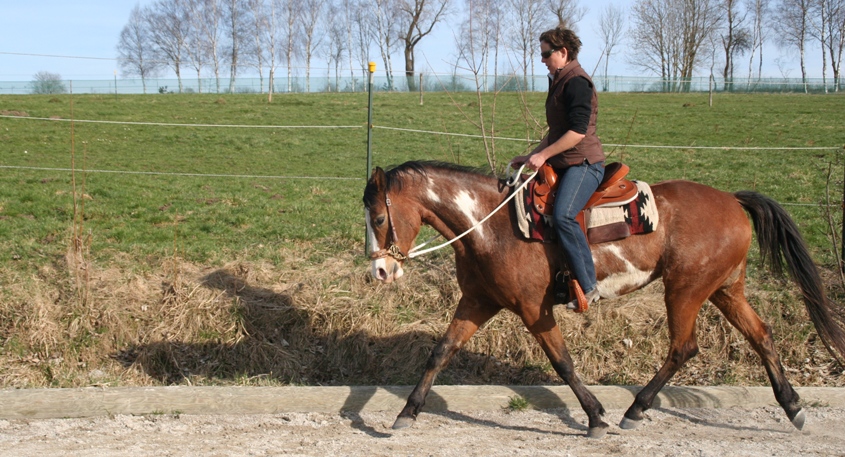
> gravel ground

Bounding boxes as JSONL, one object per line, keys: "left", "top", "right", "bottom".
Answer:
{"left": 1, "top": 406, "right": 844, "bottom": 456}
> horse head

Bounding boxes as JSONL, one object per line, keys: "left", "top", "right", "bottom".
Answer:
{"left": 363, "top": 166, "right": 423, "bottom": 283}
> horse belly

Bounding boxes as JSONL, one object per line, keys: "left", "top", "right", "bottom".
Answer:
{"left": 593, "top": 238, "right": 661, "bottom": 299}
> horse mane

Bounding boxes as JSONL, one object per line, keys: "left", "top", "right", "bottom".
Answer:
{"left": 363, "top": 160, "right": 494, "bottom": 207}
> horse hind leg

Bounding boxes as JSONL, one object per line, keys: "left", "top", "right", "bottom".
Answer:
{"left": 708, "top": 281, "right": 805, "bottom": 429}
{"left": 392, "top": 297, "right": 499, "bottom": 430}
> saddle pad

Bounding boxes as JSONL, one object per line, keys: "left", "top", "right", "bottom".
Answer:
{"left": 590, "top": 181, "right": 659, "bottom": 234}
{"left": 514, "top": 180, "right": 658, "bottom": 242}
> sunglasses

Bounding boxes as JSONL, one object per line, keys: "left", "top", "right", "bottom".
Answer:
{"left": 541, "top": 48, "right": 557, "bottom": 59}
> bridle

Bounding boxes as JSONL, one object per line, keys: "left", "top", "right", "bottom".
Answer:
{"left": 368, "top": 192, "right": 408, "bottom": 261}
{"left": 367, "top": 164, "right": 538, "bottom": 262}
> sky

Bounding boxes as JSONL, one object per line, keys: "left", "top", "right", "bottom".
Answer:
{"left": 0, "top": 0, "right": 830, "bottom": 83}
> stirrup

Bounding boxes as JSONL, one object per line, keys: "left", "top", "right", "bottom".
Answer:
{"left": 567, "top": 280, "right": 598, "bottom": 313}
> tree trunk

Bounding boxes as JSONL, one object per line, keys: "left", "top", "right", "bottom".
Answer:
{"left": 405, "top": 47, "right": 415, "bottom": 92}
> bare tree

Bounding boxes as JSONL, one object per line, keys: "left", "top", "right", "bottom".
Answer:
{"left": 281, "top": 0, "right": 303, "bottom": 92}
{"left": 352, "top": 1, "right": 375, "bottom": 87}
{"left": 396, "top": 0, "right": 451, "bottom": 91}
{"left": 31, "top": 71, "right": 67, "bottom": 95}
{"left": 745, "top": 0, "right": 770, "bottom": 84}
{"left": 547, "top": 0, "right": 586, "bottom": 30}
{"left": 719, "top": 0, "right": 750, "bottom": 90}
{"left": 117, "top": 5, "right": 162, "bottom": 94}
{"left": 373, "top": 0, "right": 401, "bottom": 90}
{"left": 184, "top": 0, "right": 208, "bottom": 92}
{"left": 301, "top": 0, "right": 327, "bottom": 92}
{"left": 504, "top": 0, "right": 545, "bottom": 91}
{"left": 202, "top": 0, "right": 224, "bottom": 93}
{"left": 455, "top": 0, "right": 509, "bottom": 171}
{"left": 598, "top": 4, "right": 626, "bottom": 91}
{"left": 772, "top": 0, "right": 812, "bottom": 92}
{"left": 337, "top": 0, "right": 363, "bottom": 91}
{"left": 811, "top": 0, "right": 845, "bottom": 91}
{"left": 630, "top": 0, "right": 721, "bottom": 92}
{"left": 223, "top": 0, "right": 249, "bottom": 93}
{"left": 266, "top": 0, "right": 286, "bottom": 99}
{"left": 244, "top": 0, "right": 268, "bottom": 93}
{"left": 326, "top": 23, "right": 347, "bottom": 91}
{"left": 147, "top": 0, "right": 190, "bottom": 93}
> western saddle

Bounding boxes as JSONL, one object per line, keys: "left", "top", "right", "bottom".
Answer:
{"left": 533, "top": 161, "right": 637, "bottom": 227}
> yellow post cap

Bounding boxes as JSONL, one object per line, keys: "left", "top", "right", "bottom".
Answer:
{"left": 368, "top": 62, "right": 376, "bottom": 73}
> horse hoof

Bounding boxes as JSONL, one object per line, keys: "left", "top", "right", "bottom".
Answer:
{"left": 392, "top": 416, "right": 415, "bottom": 430}
{"left": 619, "top": 416, "right": 642, "bottom": 430}
{"left": 587, "top": 425, "right": 609, "bottom": 439}
{"left": 791, "top": 409, "right": 806, "bottom": 430}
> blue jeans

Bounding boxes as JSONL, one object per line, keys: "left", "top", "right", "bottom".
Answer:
{"left": 553, "top": 161, "right": 604, "bottom": 293}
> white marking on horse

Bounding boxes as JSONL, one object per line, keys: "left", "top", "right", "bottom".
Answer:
{"left": 595, "top": 244, "right": 653, "bottom": 298}
{"left": 453, "top": 190, "right": 484, "bottom": 239}
{"left": 365, "top": 208, "right": 404, "bottom": 282}
{"left": 426, "top": 178, "right": 441, "bottom": 204}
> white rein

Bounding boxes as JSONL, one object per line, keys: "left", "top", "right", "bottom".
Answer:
{"left": 407, "top": 164, "right": 538, "bottom": 259}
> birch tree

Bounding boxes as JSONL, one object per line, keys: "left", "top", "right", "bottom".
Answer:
{"left": 301, "top": 0, "right": 327, "bottom": 92}
{"left": 505, "top": 0, "right": 545, "bottom": 91}
{"left": 281, "top": 0, "right": 302, "bottom": 92}
{"left": 147, "top": 0, "right": 190, "bottom": 93}
{"left": 117, "top": 5, "right": 162, "bottom": 94}
{"left": 720, "top": 0, "right": 750, "bottom": 90}
{"left": 598, "top": 4, "right": 626, "bottom": 91}
{"left": 745, "top": 0, "right": 770, "bottom": 83}
{"left": 772, "top": 0, "right": 812, "bottom": 91}
{"left": 223, "top": 0, "right": 249, "bottom": 92}
{"left": 373, "top": 0, "right": 400, "bottom": 90}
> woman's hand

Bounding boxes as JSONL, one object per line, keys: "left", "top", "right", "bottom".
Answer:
{"left": 510, "top": 155, "right": 528, "bottom": 166}
{"left": 525, "top": 153, "right": 547, "bottom": 171}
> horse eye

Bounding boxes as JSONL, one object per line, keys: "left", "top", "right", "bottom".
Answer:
{"left": 375, "top": 215, "right": 386, "bottom": 226}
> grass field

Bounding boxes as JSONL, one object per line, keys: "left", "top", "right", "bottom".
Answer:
{"left": 0, "top": 91, "right": 843, "bottom": 389}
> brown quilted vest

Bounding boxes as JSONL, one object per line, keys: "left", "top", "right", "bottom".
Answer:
{"left": 544, "top": 59, "right": 605, "bottom": 169}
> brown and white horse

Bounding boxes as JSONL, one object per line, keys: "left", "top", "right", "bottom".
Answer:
{"left": 363, "top": 161, "right": 845, "bottom": 438}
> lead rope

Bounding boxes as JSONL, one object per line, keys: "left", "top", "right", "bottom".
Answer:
{"left": 407, "top": 164, "right": 538, "bottom": 259}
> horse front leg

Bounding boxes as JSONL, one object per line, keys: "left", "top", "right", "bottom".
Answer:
{"left": 523, "top": 307, "right": 609, "bottom": 438}
{"left": 392, "top": 297, "right": 500, "bottom": 430}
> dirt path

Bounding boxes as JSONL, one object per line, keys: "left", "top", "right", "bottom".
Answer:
{"left": 1, "top": 406, "right": 844, "bottom": 456}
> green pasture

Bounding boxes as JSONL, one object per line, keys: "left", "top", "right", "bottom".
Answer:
{"left": 1, "top": 91, "right": 843, "bottom": 270}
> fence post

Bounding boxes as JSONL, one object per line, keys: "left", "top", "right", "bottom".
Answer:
{"left": 365, "top": 62, "right": 376, "bottom": 256}
{"left": 419, "top": 73, "right": 424, "bottom": 105}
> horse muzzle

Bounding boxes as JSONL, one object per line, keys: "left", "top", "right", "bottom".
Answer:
{"left": 371, "top": 257, "right": 404, "bottom": 283}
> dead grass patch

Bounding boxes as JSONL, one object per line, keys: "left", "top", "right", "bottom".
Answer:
{"left": 0, "top": 244, "right": 842, "bottom": 388}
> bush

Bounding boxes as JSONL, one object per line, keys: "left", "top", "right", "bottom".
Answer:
{"left": 31, "top": 71, "right": 67, "bottom": 94}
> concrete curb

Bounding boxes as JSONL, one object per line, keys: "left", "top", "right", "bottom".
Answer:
{"left": 1, "top": 386, "right": 844, "bottom": 420}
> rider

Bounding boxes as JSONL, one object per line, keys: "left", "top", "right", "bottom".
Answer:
{"left": 511, "top": 26, "right": 606, "bottom": 309}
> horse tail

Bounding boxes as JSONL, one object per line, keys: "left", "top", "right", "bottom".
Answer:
{"left": 735, "top": 190, "right": 845, "bottom": 364}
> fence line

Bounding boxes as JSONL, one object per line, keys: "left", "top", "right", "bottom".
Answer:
{"left": 2, "top": 114, "right": 840, "bottom": 152}
{"left": 0, "top": 114, "right": 362, "bottom": 129}
{"left": 0, "top": 165, "right": 833, "bottom": 208}
{"left": 0, "top": 165, "right": 362, "bottom": 181}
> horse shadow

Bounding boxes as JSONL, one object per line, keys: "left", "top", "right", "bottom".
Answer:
{"left": 114, "top": 268, "right": 581, "bottom": 436}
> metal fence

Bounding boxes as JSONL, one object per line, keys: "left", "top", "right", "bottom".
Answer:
{"left": 1, "top": 74, "right": 842, "bottom": 95}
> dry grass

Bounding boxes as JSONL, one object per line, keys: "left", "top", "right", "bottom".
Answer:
{"left": 0, "top": 241, "right": 843, "bottom": 389}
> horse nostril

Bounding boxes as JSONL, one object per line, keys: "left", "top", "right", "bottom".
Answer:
{"left": 376, "top": 267, "right": 388, "bottom": 281}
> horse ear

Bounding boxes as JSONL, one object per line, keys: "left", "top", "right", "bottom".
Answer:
{"left": 370, "top": 167, "right": 386, "bottom": 191}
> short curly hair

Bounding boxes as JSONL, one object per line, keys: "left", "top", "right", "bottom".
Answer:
{"left": 539, "top": 27, "right": 582, "bottom": 61}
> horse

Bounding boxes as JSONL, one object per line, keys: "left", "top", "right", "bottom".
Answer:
{"left": 363, "top": 160, "right": 845, "bottom": 438}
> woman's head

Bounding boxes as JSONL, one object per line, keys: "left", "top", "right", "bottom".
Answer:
{"left": 539, "top": 27, "right": 582, "bottom": 63}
